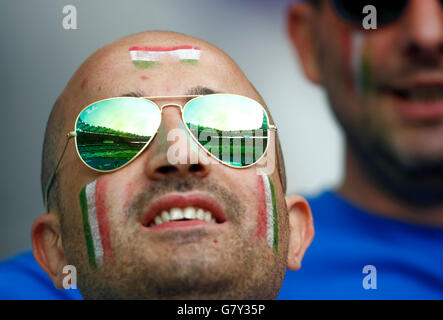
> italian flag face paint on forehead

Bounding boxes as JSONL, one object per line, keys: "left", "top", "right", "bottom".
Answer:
{"left": 129, "top": 45, "right": 201, "bottom": 69}
{"left": 258, "top": 171, "right": 279, "bottom": 253}
{"left": 79, "top": 179, "right": 112, "bottom": 268}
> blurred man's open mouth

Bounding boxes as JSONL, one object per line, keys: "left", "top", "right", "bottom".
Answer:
{"left": 141, "top": 193, "right": 228, "bottom": 230}
{"left": 381, "top": 77, "right": 443, "bottom": 121}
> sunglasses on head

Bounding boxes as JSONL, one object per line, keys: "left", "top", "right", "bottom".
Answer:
{"left": 45, "top": 93, "right": 276, "bottom": 212}
{"left": 332, "top": 0, "right": 443, "bottom": 27}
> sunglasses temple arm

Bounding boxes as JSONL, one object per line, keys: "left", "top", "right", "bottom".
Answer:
{"left": 270, "top": 125, "right": 279, "bottom": 173}
{"left": 273, "top": 126, "right": 280, "bottom": 172}
{"left": 44, "top": 131, "right": 76, "bottom": 213}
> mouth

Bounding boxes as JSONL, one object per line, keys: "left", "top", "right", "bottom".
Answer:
{"left": 381, "top": 78, "right": 443, "bottom": 121}
{"left": 141, "top": 193, "right": 227, "bottom": 230}
{"left": 388, "top": 85, "right": 443, "bottom": 103}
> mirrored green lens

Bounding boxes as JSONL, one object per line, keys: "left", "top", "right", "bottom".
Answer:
{"left": 183, "top": 94, "right": 269, "bottom": 167}
{"left": 76, "top": 97, "right": 161, "bottom": 171}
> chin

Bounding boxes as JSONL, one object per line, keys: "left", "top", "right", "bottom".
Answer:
{"left": 389, "top": 136, "right": 443, "bottom": 167}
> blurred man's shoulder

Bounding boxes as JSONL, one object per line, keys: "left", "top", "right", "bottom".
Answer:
{"left": 0, "top": 250, "right": 82, "bottom": 300}
{"left": 278, "top": 191, "right": 443, "bottom": 299}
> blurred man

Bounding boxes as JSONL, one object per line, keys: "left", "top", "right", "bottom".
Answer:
{"left": 0, "top": 31, "right": 314, "bottom": 299}
{"left": 279, "top": 0, "right": 443, "bottom": 299}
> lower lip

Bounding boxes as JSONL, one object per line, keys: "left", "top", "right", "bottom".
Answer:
{"left": 387, "top": 94, "right": 443, "bottom": 121}
{"left": 147, "top": 220, "right": 215, "bottom": 230}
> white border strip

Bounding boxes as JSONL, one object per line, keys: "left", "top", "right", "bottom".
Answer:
{"left": 129, "top": 48, "right": 201, "bottom": 62}
{"left": 351, "top": 31, "right": 365, "bottom": 95}
{"left": 261, "top": 173, "right": 274, "bottom": 248}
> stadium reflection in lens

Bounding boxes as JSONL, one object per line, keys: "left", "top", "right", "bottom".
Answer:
{"left": 76, "top": 97, "right": 161, "bottom": 171}
{"left": 183, "top": 94, "right": 269, "bottom": 167}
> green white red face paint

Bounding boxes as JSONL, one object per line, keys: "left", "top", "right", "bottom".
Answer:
{"left": 344, "top": 31, "right": 372, "bottom": 96}
{"left": 129, "top": 45, "right": 201, "bottom": 69}
{"left": 257, "top": 171, "right": 278, "bottom": 253}
{"left": 79, "top": 179, "right": 112, "bottom": 268}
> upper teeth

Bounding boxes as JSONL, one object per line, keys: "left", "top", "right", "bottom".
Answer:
{"left": 149, "top": 206, "right": 216, "bottom": 227}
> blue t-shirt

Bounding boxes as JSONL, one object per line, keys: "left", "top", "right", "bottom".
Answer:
{"left": 278, "top": 192, "right": 443, "bottom": 299}
{"left": 0, "top": 191, "right": 441, "bottom": 299}
{"left": 0, "top": 250, "right": 82, "bottom": 299}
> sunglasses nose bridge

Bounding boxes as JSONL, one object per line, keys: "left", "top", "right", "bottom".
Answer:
{"left": 155, "top": 104, "right": 189, "bottom": 145}
{"left": 159, "top": 103, "right": 184, "bottom": 112}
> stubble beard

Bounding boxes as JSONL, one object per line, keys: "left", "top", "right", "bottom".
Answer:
{"left": 74, "top": 176, "right": 285, "bottom": 299}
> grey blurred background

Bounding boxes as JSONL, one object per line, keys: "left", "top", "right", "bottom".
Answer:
{"left": 0, "top": 0, "right": 343, "bottom": 259}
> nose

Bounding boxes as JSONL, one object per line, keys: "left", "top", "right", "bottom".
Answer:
{"left": 402, "top": 0, "right": 443, "bottom": 64}
{"left": 144, "top": 105, "right": 211, "bottom": 180}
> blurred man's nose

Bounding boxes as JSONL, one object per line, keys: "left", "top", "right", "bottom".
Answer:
{"left": 402, "top": 0, "right": 443, "bottom": 63}
{"left": 144, "top": 105, "right": 211, "bottom": 180}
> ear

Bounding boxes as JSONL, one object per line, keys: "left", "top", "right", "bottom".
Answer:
{"left": 285, "top": 195, "right": 314, "bottom": 271}
{"left": 287, "top": 3, "right": 322, "bottom": 84}
{"left": 31, "top": 213, "right": 67, "bottom": 289}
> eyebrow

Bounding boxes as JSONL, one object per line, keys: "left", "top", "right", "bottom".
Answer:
{"left": 186, "top": 86, "right": 219, "bottom": 96}
{"left": 120, "top": 86, "right": 219, "bottom": 98}
{"left": 121, "top": 90, "right": 146, "bottom": 97}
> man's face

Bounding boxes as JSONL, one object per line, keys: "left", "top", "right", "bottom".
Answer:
{"left": 292, "top": 0, "right": 443, "bottom": 174}
{"left": 56, "top": 34, "right": 289, "bottom": 299}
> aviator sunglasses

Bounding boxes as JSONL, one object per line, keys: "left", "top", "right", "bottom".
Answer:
{"left": 45, "top": 93, "right": 276, "bottom": 212}
{"left": 332, "top": 0, "right": 443, "bottom": 27}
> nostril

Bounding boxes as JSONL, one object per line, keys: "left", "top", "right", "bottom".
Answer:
{"left": 406, "top": 43, "right": 421, "bottom": 57}
{"left": 405, "top": 42, "right": 442, "bottom": 66}
{"left": 157, "top": 166, "right": 179, "bottom": 174}
{"left": 152, "top": 163, "right": 208, "bottom": 178}
{"left": 189, "top": 164, "right": 204, "bottom": 172}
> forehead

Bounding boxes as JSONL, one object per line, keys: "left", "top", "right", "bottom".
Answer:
{"left": 63, "top": 41, "right": 258, "bottom": 119}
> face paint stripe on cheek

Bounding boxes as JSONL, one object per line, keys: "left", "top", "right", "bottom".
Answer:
{"left": 94, "top": 178, "right": 113, "bottom": 262}
{"left": 85, "top": 181, "right": 105, "bottom": 266}
{"left": 351, "top": 32, "right": 368, "bottom": 96}
{"left": 79, "top": 179, "right": 113, "bottom": 268}
{"left": 79, "top": 186, "right": 97, "bottom": 268}
{"left": 80, "top": 181, "right": 104, "bottom": 267}
{"left": 257, "top": 174, "right": 268, "bottom": 240}
{"left": 268, "top": 177, "right": 279, "bottom": 254}
{"left": 261, "top": 173, "right": 275, "bottom": 251}
{"left": 343, "top": 31, "right": 368, "bottom": 96}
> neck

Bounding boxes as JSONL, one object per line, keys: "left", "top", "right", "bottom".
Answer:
{"left": 339, "top": 146, "right": 443, "bottom": 227}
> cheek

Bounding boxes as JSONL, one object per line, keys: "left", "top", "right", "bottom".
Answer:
{"left": 105, "top": 168, "right": 139, "bottom": 214}
{"left": 318, "top": 30, "right": 354, "bottom": 99}
{"left": 365, "top": 29, "right": 397, "bottom": 66}
{"left": 323, "top": 30, "right": 377, "bottom": 124}
{"left": 121, "top": 181, "right": 134, "bottom": 213}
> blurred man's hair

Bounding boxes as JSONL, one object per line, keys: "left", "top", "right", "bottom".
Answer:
{"left": 307, "top": 0, "right": 321, "bottom": 7}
